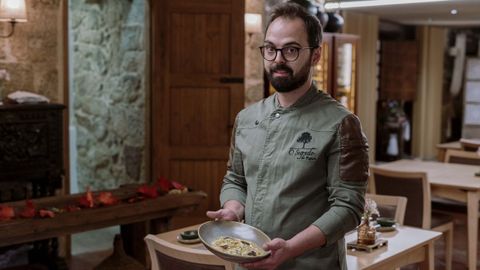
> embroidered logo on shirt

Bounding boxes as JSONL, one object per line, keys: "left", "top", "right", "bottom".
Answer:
{"left": 288, "top": 132, "right": 317, "bottom": 160}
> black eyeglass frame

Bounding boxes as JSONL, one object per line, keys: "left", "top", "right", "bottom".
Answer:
{"left": 259, "top": 45, "right": 319, "bottom": 62}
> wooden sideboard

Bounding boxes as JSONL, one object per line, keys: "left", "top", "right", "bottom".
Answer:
{"left": 0, "top": 186, "right": 207, "bottom": 265}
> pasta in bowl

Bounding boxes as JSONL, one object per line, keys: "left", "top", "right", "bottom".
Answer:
{"left": 198, "top": 220, "right": 271, "bottom": 263}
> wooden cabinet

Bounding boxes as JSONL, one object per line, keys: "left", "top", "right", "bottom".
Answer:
{"left": 313, "top": 33, "right": 359, "bottom": 113}
{"left": 0, "top": 103, "right": 65, "bottom": 201}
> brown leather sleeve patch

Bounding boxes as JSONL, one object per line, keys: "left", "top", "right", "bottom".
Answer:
{"left": 339, "top": 114, "right": 369, "bottom": 182}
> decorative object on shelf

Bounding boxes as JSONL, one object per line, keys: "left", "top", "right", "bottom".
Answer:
{"left": 324, "top": 11, "right": 344, "bottom": 33}
{"left": 357, "top": 198, "right": 379, "bottom": 245}
{"left": 0, "top": 0, "right": 27, "bottom": 38}
{"left": 288, "top": 0, "right": 329, "bottom": 28}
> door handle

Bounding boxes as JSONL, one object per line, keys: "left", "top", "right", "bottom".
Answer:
{"left": 219, "top": 77, "right": 244, "bottom": 84}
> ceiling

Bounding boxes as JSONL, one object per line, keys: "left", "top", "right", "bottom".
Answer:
{"left": 324, "top": 0, "right": 480, "bottom": 27}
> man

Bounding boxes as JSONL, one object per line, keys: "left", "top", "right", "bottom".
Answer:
{"left": 207, "top": 2, "right": 368, "bottom": 269}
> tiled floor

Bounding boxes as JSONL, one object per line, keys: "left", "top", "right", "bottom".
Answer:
{"left": 68, "top": 215, "right": 479, "bottom": 270}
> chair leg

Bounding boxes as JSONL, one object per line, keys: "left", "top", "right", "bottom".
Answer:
{"left": 444, "top": 223, "right": 453, "bottom": 270}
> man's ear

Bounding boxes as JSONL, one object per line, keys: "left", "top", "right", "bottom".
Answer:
{"left": 311, "top": 46, "right": 322, "bottom": 65}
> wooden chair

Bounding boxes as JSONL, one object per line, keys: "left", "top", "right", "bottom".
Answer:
{"left": 144, "top": 234, "right": 235, "bottom": 270}
{"left": 369, "top": 166, "right": 453, "bottom": 270}
{"left": 366, "top": 193, "right": 407, "bottom": 225}
{"left": 444, "top": 148, "right": 480, "bottom": 165}
{"left": 459, "top": 138, "right": 480, "bottom": 152}
{"left": 432, "top": 148, "right": 480, "bottom": 214}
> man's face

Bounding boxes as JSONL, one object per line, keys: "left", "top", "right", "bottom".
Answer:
{"left": 263, "top": 17, "right": 318, "bottom": 93}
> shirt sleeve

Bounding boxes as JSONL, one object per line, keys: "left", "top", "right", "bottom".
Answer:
{"left": 312, "top": 113, "right": 369, "bottom": 246}
{"left": 219, "top": 116, "right": 247, "bottom": 207}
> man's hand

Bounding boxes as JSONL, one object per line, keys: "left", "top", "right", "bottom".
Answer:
{"left": 206, "top": 200, "right": 244, "bottom": 221}
{"left": 206, "top": 208, "right": 239, "bottom": 221}
{"left": 241, "top": 238, "right": 291, "bottom": 270}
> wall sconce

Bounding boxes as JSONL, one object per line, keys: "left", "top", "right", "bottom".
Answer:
{"left": 245, "top": 13, "right": 262, "bottom": 44}
{"left": 0, "top": 0, "right": 27, "bottom": 38}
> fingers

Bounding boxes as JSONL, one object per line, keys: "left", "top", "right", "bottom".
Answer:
{"left": 264, "top": 238, "right": 285, "bottom": 251}
{"left": 206, "top": 210, "right": 222, "bottom": 219}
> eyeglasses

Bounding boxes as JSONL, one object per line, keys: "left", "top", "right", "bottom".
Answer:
{"left": 259, "top": 45, "right": 318, "bottom": 62}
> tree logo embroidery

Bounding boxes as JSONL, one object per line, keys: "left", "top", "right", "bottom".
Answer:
{"left": 288, "top": 132, "right": 317, "bottom": 160}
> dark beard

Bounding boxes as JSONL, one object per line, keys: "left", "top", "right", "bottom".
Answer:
{"left": 267, "top": 62, "right": 311, "bottom": 93}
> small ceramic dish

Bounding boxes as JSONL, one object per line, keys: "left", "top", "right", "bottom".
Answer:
{"left": 376, "top": 217, "right": 396, "bottom": 227}
{"left": 180, "top": 230, "right": 199, "bottom": 240}
{"left": 375, "top": 224, "right": 397, "bottom": 232}
{"left": 177, "top": 234, "right": 201, "bottom": 244}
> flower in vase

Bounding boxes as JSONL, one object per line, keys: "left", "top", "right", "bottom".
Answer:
{"left": 363, "top": 197, "right": 379, "bottom": 220}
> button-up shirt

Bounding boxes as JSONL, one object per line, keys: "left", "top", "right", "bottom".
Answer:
{"left": 220, "top": 84, "right": 369, "bottom": 269}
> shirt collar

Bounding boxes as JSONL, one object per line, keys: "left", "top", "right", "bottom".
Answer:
{"left": 273, "top": 83, "right": 318, "bottom": 111}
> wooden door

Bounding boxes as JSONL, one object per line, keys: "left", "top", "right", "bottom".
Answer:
{"left": 151, "top": 0, "right": 245, "bottom": 227}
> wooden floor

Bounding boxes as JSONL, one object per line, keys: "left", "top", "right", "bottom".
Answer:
{"left": 67, "top": 214, "right": 479, "bottom": 270}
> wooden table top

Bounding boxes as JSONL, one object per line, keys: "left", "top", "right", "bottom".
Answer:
{"left": 374, "top": 159, "right": 480, "bottom": 191}
{"left": 346, "top": 225, "right": 441, "bottom": 270}
{"left": 156, "top": 224, "right": 441, "bottom": 270}
{"left": 436, "top": 141, "right": 461, "bottom": 150}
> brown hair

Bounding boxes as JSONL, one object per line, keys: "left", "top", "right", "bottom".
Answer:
{"left": 265, "top": 2, "right": 323, "bottom": 47}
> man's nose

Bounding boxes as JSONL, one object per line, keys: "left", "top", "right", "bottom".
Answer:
{"left": 273, "top": 50, "right": 286, "bottom": 63}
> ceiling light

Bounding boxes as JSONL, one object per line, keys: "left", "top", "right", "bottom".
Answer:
{"left": 450, "top": 9, "right": 458, "bottom": 15}
{"left": 324, "top": 0, "right": 451, "bottom": 10}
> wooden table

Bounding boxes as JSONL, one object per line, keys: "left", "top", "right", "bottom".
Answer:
{"left": 0, "top": 185, "right": 206, "bottom": 265}
{"left": 436, "top": 141, "right": 461, "bottom": 161}
{"left": 154, "top": 224, "right": 440, "bottom": 270}
{"left": 346, "top": 226, "right": 441, "bottom": 269}
{"left": 376, "top": 159, "right": 480, "bottom": 269}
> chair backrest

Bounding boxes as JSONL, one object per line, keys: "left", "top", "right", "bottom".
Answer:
{"left": 144, "top": 234, "right": 235, "bottom": 270}
{"left": 444, "top": 149, "right": 480, "bottom": 165}
{"left": 365, "top": 193, "right": 408, "bottom": 225}
{"left": 459, "top": 138, "right": 480, "bottom": 152}
{"left": 369, "top": 166, "right": 431, "bottom": 229}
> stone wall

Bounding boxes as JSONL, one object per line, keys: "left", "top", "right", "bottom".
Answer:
{"left": 0, "top": 0, "right": 62, "bottom": 101}
{"left": 70, "top": 0, "right": 147, "bottom": 190}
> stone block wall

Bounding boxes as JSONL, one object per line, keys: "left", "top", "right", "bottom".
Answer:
{"left": 70, "top": 0, "right": 147, "bottom": 190}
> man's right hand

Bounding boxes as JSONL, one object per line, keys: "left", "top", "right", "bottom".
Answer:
{"left": 206, "top": 200, "right": 244, "bottom": 221}
{"left": 206, "top": 208, "right": 239, "bottom": 221}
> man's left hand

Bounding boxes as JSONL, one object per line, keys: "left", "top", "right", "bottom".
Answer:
{"left": 241, "top": 238, "right": 292, "bottom": 270}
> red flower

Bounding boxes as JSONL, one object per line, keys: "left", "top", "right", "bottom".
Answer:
{"left": 137, "top": 184, "right": 158, "bottom": 198}
{"left": 39, "top": 209, "right": 55, "bottom": 218}
{"left": 65, "top": 205, "right": 81, "bottom": 212}
{"left": 19, "top": 200, "right": 36, "bottom": 218}
{"left": 97, "top": 192, "right": 118, "bottom": 206}
{"left": 78, "top": 187, "right": 95, "bottom": 208}
{"left": 157, "top": 177, "right": 173, "bottom": 193}
{"left": 0, "top": 205, "right": 15, "bottom": 221}
{"left": 171, "top": 181, "right": 186, "bottom": 190}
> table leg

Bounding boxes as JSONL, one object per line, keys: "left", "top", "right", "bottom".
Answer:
{"left": 467, "top": 191, "right": 479, "bottom": 270}
{"left": 418, "top": 242, "right": 435, "bottom": 270}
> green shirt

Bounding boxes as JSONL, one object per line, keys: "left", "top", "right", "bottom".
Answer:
{"left": 220, "top": 84, "right": 369, "bottom": 269}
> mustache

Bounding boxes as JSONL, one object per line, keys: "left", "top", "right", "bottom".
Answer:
{"left": 271, "top": 64, "right": 293, "bottom": 74}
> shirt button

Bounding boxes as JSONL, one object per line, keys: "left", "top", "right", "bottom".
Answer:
{"left": 275, "top": 113, "right": 280, "bottom": 118}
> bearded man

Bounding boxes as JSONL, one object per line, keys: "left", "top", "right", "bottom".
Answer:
{"left": 207, "top": 2, "right": 369, "bottom": 269}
